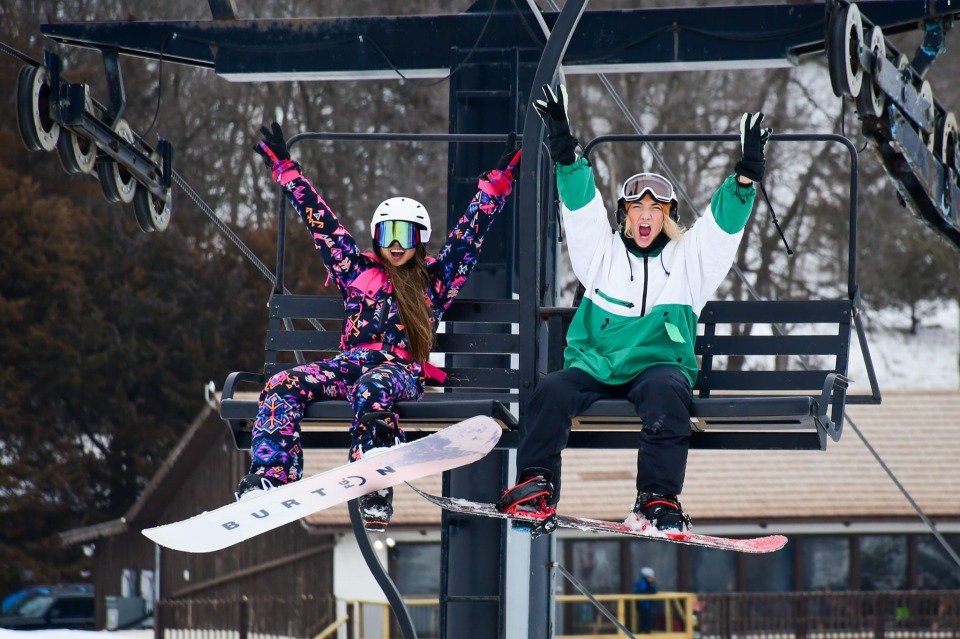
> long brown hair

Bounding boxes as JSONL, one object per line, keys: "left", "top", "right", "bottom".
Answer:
{"left": 380, "top": 245, "right": 434, "bottom": 362}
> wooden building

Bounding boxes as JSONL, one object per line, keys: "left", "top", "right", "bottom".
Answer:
{"left": 60, "top": 405, "right": 337, "bottom": 634}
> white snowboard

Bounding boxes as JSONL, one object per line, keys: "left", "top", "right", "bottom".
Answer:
{"left": 142, "top": 415, "right": 502, "bottom": 553}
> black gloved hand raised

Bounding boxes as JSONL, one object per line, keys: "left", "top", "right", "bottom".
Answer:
{"left": 734, "top": 112, "right": 772, "bottom": 183}
{"left": 253, "top": 121, "right": 290, "bottom": 167}
{"left": 496, "top": 132, "right": 522, "bottom": 173}
{"left": 483, "top": 132, "right": 522, "bottom": 196}
{"left": 533, "top": 83, "right": 578, "bottom": 165}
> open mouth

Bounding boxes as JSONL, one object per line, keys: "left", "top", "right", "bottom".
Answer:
{"left": 638, "top": 224, "right": 652, "bottom": 238}
{"left": 390, "top": 248, "right": 406, "bottom": 258}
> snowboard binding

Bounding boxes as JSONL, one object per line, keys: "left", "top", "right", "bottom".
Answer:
{"left": 496, "top": 467, "right": 558, "bottom": 537}
{"left": 514, "top": 513, "right": 558, "bottom": 539}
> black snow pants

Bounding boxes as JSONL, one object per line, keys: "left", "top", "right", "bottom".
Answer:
{"left": 515, "top": 364, "right": 693, "bottom": 503}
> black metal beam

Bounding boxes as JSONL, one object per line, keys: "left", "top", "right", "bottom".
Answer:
{"left": 517, "top": 3, "right": 588, "bottom": 638}
{"left": 207, "top": 0, "right": 237, "bottom": 21}
{"left": 40, "top": 3, "right": 960, "bottom": 81}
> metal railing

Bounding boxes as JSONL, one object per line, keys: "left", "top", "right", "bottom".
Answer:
{"left": 555, "top": 592, "right": 697, "bottom": 639}
{"left": 154, "top": 595, "right": 335, "bottom": 639}
{"left": 697, "top": 590, "right": 960, "bottom": 639}
{"left": 155, "top": 591, "right": 960, "bottom": 639}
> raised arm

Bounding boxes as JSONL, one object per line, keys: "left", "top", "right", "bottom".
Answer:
{"left": 429, "top": 136, "right": 522, "bottom": 316}
{"left": 534, "top": 83, "right": 613, "bottom": 284}
{"left": 682, "top": 111, "right": 771, "bottom": 309}
{"left": 254, "top": 122, "right": 364, "bottom": 293}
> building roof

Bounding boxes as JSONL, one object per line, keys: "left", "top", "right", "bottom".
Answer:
{"left": 301, "top": 389, "right": 960, "bottom": 529}
{"left": 60, "top": 405, "right": 218, "bottom": 545}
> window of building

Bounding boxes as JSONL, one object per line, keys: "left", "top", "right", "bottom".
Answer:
{"left": 569, "top": 540, "right": 621, "bottom": 594}
{"left": 744, "top": 538, "right": 793, "bottom": 592}
{"left": 392, "top": 542, "right": 442, "bottom": 638}
{"left": 392, "top": 542, "right": 441, "bottom": 595}
{"left": 859, "top": 535, "right": 907, "bottom": 590}
{"left": 559, "top": 540, "right": 622, "bottom": 637}
{"left": 628, "top": 539, "right": 679, "bottom": 592}
{"left": 802, "top": 536, "right": 849, "bottom": 591}
{"left": 916, "top": 534, "right": 960, "bottom": 590}
{"left": 690, "top": 547, "right": 735, "bottom": 593}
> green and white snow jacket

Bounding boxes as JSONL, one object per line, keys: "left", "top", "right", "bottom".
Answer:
{"left": 558, "top": 158, "right": 756, "bottom": 388}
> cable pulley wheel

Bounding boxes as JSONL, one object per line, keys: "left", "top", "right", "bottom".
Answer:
{"left": 17, "top": 65, "right": 60, "bottom": 152}
{"left": 96, "top": 118, "right": 137, "bottom": 204}
{"left": 132, "top": 152, "right": 171, "bottom": 233}
{"left": 938, "top": 111, "right": 958, "bottom": 181}
{"left": 855, "top": 26, "right": 886, "bottom": 119}
{"left": 828, "top": 3, "right": 864, "bottom": 99}
{"left": 918, "top": 81, "right": 936, "bottom": 154}
{"left": 56, "top": 95, "right": 97, "bottom": 175}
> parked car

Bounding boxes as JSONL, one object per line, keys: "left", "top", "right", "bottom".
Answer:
{"left": 1, "top": 583, "right": 93, "bottom": 615}
{"left": 0, "top": 590, "right": 95, "bottom": 630}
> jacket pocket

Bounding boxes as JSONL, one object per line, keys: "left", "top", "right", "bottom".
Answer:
{"left": 348, "top": 267, "right": 390, "bottom": 299}
{"left": 594, "top": 288, "right": 635, "bottom": 308}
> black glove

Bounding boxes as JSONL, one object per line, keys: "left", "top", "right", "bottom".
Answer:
{"left": 496, "top": 132, "right": 522, "bottom": 173}
{"left": 533, "top": 83, "right": 578, "bottom": 165}
{"left": 253, "top": 121, "right": 290, "bottom": 167}
{"left": 483, "top": 132, "right": 522, "bottom": 196}
{"left": 734, "top": 112, "right": 772, "bottom": 182}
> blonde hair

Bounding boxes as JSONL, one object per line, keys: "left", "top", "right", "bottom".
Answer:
{"left": 622, "top": 212, "right": 685, "bottom": 241}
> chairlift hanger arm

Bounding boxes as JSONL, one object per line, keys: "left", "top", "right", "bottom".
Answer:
{"left": 207, "top": 0, "right": 237, "bottom": 21}
{"left": 39, "top": 3, "right": 960, "bottom": 81}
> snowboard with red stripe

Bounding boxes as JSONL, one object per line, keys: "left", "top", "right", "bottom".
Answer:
{"left": 408, "top": 483, "right": 786, "bottom": 553}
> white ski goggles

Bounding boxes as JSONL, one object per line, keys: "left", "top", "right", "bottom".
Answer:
{"left": 618, "top": 172, "right": 677, "bottom": 204}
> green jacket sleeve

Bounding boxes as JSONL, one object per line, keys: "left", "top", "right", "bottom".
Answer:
{"left": 555, "top": 157, "right": 596, "bottom": 211}
{"left": 710, "top": 175, "right": 757, "bottom": 234}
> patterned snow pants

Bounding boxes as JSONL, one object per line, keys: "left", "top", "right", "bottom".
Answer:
{"left": 248, "top": 348, "right": 424, "bottom": 484}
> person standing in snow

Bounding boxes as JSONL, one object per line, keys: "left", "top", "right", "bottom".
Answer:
{"left": 497, "top": 83, "right": 770, "bottom": 534}
{"left": 238, "top": 122, "right": 521, "bottom": 530}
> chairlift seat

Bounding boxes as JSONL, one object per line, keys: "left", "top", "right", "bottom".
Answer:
{"left": 220, "top": 293, "right": 521, "bottom": 449}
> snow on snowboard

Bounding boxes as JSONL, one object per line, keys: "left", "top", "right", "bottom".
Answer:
{"left": 407, "top": 483, "right": 787, "bottom": 553}
{"left": 142, "top": 416, "right": 502, "bottom": 553}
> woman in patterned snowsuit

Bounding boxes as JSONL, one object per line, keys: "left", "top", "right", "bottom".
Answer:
{"left": 238, "top": 122, "right": 521, "bottom": 529}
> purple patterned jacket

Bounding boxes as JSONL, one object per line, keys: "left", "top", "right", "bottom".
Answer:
{"left": 276, "top": 166, "right": 513, "bottom": 362}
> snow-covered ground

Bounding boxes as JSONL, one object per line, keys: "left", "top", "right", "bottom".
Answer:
{"left": 0, "top": 633, "right": 152, "bottom": 639}
{"left": 849, "top": 301, "right": 960, "bottom": 391}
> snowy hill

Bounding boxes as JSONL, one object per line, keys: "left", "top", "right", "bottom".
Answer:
{"left": 848, "top": 301, "right": 959, "bottom": 391}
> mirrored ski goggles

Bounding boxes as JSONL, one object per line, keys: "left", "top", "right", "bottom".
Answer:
{"left": 374, "top": 220, "right": 421, "bottom": 249}
{"left": 618, "top": 172, "right": 677, "bottom": 204}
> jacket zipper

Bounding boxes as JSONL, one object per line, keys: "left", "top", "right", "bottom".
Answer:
{"left": 594, "top": 288, "right": 635, "bottom": 308}
{"left": 640, "top": 255, "right": 649, "bottom": 316}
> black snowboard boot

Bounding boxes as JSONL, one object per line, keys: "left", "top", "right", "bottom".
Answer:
{"left": 235, "top": 473, "right": 284, "bottom": 502}
{"left": 358, "top": 487, "right": 394, "bottom": 531}
{"left": 632, "top": 491, "right": 692, "bottom": 532}
{"left": 496, "top": 467, "right": 557, "bottom": 536}
{"left": 350, "top": 411, "right": 404, "bottom": 462}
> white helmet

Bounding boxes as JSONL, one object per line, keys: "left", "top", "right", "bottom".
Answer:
{"left": 370, "top": 197, "right": 431, "bottom": 244}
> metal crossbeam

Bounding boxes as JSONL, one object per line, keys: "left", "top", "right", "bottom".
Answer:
{"left": 39, "top": 2, "right": 960, "bottom": 81}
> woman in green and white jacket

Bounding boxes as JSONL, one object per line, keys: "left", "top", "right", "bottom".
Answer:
{"left": 496, "top": 85, "right": 771, "bottom": 533}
